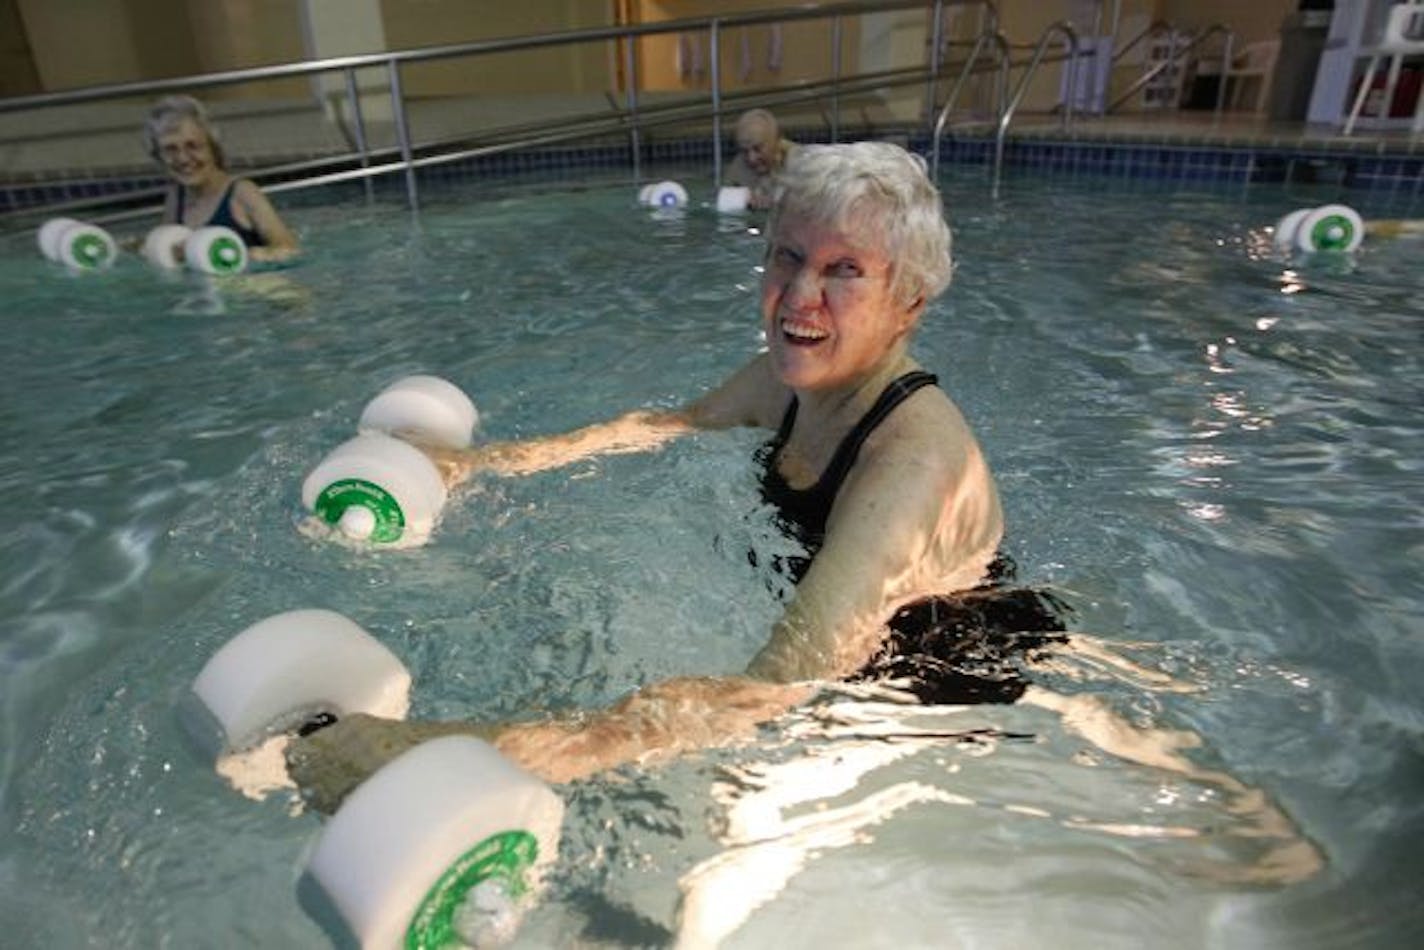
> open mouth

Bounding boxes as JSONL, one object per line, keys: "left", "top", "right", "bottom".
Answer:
{"left": 781, "top": 318, "right": 828, "bottom": 346}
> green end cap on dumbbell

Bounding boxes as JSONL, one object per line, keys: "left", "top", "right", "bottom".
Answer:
{"left": 313, "top": 478, "right": 406, "bottom": 543}
{"left": 207, "top": 235, "right": 245, "bottom": 273}
{"left": 405, "top": 830, "right": 539, "bottom": 950}
{"left": 1309, "top": 214, "right": 1356, "bottom": 252}
{"left": 72, "top": 233, "right": 112, "bottom": 268}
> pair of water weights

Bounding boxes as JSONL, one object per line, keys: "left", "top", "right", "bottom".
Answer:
{"left": 36, "top": 216, "right": 249, "bottom": 274}
{"left": 191, "top": 608, "right": 564, "bottom": 948}
{"left": 634, "top": 180, "right": 754, "bottom": 214}
{"left": 1273, "top": 204, "right": 1365, "bottom": 254}
{"left": 300, "top": 375, "right": 479, "bottom": 546}
{"left": 142, "top": 223, "right": 249, "bottom": 275}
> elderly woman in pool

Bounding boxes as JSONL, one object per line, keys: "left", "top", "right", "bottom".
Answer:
{"left": 144, "top": 95, "right": 299, "bottom": 262}
{"left": 290, "top": 141, "right": 1025, "bottom": 810}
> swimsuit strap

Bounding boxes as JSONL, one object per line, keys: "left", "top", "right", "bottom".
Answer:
{"left": 810, "top": 369, "right": 939, "bottom": 499}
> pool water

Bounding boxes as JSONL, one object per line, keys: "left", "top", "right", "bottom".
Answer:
{"left": 0, "top": 170, "right": 1421, "bottom": 948}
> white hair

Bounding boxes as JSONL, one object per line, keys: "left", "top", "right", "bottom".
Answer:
{"left": 768, "top": 141, "right": 953, "bottom": 306}
{"left": 143, "top": 95, "right": 226, "bottom": 169}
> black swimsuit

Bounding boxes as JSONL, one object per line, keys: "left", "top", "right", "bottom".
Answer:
{"left": 756, "top": 370, "right": 1068, "bottom": 705}
{"left": 175, "top": 180, "right": 267, "bottom": 248}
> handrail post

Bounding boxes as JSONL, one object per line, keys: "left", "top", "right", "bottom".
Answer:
{"left": 711, "top": 19, "right": 723, "bottom": 189}
{"left": 831, "top": 15, "right": 843, "bottom": 141}
{"left": 924, "top": 0, "right": 945, "bottom": 127}
{"left": 624, "top": 30, "right": 642, "bottom": 183}
{"left": 343, "top": 67, "right": 373, "bottom": 202}
{"left": 993, "top": 22, "right": 1078, "bottom": 199}
{"left": 1061, "top": 29, "right": 1079, "bottom": 131}
{"left": 1213, "top": 31, "right": 1234, "bottom": 117}
{"left": 387, "top": 59, "right": 417, "bottom": 210}
{"left": 930, "top": 27, "right": 991, "bottom": 177}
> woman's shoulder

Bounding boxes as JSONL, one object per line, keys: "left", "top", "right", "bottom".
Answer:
{"left": 864, "top": 379, "right": 978, "bottom": 470}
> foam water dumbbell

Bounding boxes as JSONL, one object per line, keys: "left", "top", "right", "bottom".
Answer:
{"left": 309, "top": 735, "right": 564, "bottom": 949}
{"left": 143, "top": 224, "right": 194, "bottom": 270}
{"left": 1273, "top": 204, "right": 1365, "bottom": 254}
{"left": 37, "top": 217, "right": 118, "bottom": 271}
{"left": 191, "top": 608, "right": 412, "bottom": 753}
{"left": 716, "top": 186, "right": 752, "bottom": 214}
{"left": 302, "top": 375, "right": 479, "bottom": 546}
{"left": 192, "top": 609, "right": 564, "bottom": 948}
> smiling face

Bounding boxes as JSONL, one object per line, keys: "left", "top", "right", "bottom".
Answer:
{"left": 761, "top": 209, "right": 922, "bottom": 394}
{"left": 157, "top": 117, "right": 220, "bottom": 187}
{"left": 736, "top": 116, "right": 778, "bottom": 176}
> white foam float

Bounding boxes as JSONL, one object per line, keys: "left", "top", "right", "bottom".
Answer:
{"left": 143, "top": 224, "right": 194, "bottom": 269}
{"left": 308, "top": 735, "right": 564, "bottom": 950}
{"left": 38, "top": 218, "right": 118, "bottom": 270}
{"left": 645, "top": 180, "right": 688, "bottom": 209}
{"left": 1273, "top": 204, "right": 1365, "bottom": 255}
{"left": 1271, "top": 208, "right": 1313, "bottom": 253}
{"left": 359, "top": 375, "right": 480, "bottom": 450}
{"left": 301, "top": 433, "right": 449, "bottom": 545}
{"left": 716, "top": 186, "right": 752, "bottom": 214}
{"left": 185, "top": 225, "right": 249, "bottom": 275}
{"left": 37, "top": 217, "right": 81, "bottom": 261}
{"left": 192, "top": 608, "right": 411, "bottom": 753}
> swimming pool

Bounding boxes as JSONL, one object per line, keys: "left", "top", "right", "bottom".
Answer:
{"left": 1, "top": 167, "right": 1421, "bottom": 947}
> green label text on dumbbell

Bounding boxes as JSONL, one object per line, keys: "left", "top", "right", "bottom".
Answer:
{"left": 405, "top": 830, "right": 539, "bottom": 950}
{"left": 313, "top": 478, "right": 405, "bottom": 543}
{"left": 207, "top": 235, "right": 245, "bottom": 273}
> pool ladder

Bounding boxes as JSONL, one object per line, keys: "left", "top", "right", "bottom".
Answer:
{"left": 930, "top": 20, "right": 1237, "bottom": 198}
{"left": 930, "top": 21, "right": 1080, "bottom": 198}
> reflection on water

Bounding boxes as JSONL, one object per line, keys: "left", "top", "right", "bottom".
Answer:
{"left": 0, "top": 176, "right": 1421, "bottom": 947}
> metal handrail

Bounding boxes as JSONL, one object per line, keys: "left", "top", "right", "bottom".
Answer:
{"left": 1105, "top": 22, "right": 1233, "bottom": 115}
{"left": 991, "top": 21, "right": 1079, "bottom": 197}
{"left": 3, "top": 0, "right": 995, "bottom": 218}
{"left": 929, "top": 29, "right": 1011, "bottom": 177}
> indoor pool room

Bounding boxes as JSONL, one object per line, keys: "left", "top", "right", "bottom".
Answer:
{"left": 2, "top": 2, "right": 1422, "bottom": 948}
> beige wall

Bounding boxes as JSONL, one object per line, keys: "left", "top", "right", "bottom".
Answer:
{"left": 16, "top": 0, "right": 305, "bottom": 96}
{"left": 632, "top": 0, "right": 861, "bottom": 93}
{"left": 0, "top": 0, "right": 41, "bottom": 96}
{"left": 380, "top": 0, "right": 614, "bottom": 97}
{"left": 1157, "top": 0, "right": 1293, "bottom": 45}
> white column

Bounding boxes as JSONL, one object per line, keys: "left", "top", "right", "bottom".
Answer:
{"left": 299, "top": 0, "right": 392, "bottom": 123}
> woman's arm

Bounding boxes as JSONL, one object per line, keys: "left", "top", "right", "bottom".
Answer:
{"left": 428, "top": 353, "right": 788, "bottom": 486}
{"left": 232, "top": 179, "right": 300, "bottom": 261}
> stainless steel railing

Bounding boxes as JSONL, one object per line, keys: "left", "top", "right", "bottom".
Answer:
{"left": 2, "top": 0, "right": 997, "bottom": 222}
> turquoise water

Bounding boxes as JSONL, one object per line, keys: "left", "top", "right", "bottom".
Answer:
{"left": 0, "top": 171, "right": 1421, "bottom": 947}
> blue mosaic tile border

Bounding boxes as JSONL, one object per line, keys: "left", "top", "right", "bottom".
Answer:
{"left": 916, "top": 132, "right": 1424, "bottom": 198}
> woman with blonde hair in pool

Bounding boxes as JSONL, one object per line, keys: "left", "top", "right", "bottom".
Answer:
{"left": 144, "top": 95, "right": 299, "bottom": 263}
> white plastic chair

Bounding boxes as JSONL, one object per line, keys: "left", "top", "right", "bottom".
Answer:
{"left": 1223, "top": 39, "right": 1280, "bottom": 113}
{"left": 1344, "top": 1, "right": 1424, "bottom": 134}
